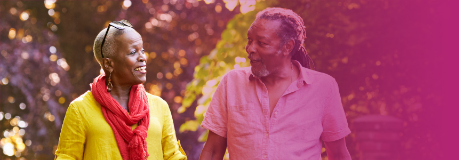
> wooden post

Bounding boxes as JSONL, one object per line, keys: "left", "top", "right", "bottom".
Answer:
{"left": 351, "top": 115, "right": 403, "bottom": 160}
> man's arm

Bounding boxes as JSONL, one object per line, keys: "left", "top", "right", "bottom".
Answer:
{"left": 324, "top": 137, "right": 351, "bottom": 160}
{"left": 199, "top": 131, "right": 227, "bottom": 160}
{"left": 322, "top": 78, "right": 352, "bottom": 160}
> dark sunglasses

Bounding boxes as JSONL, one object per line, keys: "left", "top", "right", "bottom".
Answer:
{"left": 100, "top": 20, "right": 133, "bottom": 58}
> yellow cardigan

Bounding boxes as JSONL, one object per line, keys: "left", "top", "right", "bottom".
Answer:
{"left": 55, "top": 91, "right": 187, "bottom": 160}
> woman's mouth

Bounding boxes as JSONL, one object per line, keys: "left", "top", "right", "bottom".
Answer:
{"left": 134, "top": 66, "right": 147, "bottom": 74}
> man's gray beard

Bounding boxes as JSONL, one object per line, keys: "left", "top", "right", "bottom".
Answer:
{"left": 252, "top": 63, "right": 270, "bottom": 77}
{"left": 252, "top": 49, "right": 283, "bottom": 78}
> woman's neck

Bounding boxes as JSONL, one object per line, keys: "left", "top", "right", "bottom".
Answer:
{"left": 107, "top": 80, "right": 132, "bottom": 112}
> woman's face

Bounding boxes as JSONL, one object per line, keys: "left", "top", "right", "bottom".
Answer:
{"left": 110, "top": 29, "right": 147, "bottom": 86}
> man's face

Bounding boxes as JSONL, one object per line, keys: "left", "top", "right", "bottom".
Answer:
{"left": 111, "top": 29, "right": 147, "bottom": 85}
{"left": 246, "top": 19, "right": 285, "bottom": 77}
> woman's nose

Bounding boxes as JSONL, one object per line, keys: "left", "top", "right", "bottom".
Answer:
{"left": 138, "top": 52, "right": 146, "bottom": 62}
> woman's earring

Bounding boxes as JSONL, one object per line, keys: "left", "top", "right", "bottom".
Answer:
{"left": 107, "top": 71, "right": 113, "bottom": 92}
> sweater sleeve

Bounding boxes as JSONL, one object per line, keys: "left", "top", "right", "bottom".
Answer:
{"left": 160, "top": 100, "right": 187, "bottom": 160}
{"left": 55, "top": 103, "right": 86, "bottom": 160}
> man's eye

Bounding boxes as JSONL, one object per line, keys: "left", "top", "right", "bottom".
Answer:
{"left": 129, "top": 51, "right": 135, "bottom": 55}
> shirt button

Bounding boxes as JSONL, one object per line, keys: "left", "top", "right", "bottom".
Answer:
{"left": 263, "top": 155, "right": 267, "bottom": 158}
{"left": 274, "top": 111, "right": 278, "bottom": 115}
{"left": 265, "top": 133, "right": 269, "bottom": 137}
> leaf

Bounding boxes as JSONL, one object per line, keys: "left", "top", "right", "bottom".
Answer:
{"left": 198, "top": 130, "right": 209, "bottom": 142}
{"left": 180, "top": 1, "right": 266, "bottom": 122}
{"left": 179, "top": 120, "right": 199, "bottom": 133}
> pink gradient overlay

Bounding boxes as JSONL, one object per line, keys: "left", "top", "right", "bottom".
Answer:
{"left": 381, "top": 0, "right": 459, "bottom": 159}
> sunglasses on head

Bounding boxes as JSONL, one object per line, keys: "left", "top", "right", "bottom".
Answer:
{"left": 100, "top": 20, "right": 133, "bottom": 58}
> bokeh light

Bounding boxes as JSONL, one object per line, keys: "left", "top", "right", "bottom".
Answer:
{"left": 19, "top": 12, "right": 28, "bottom": 21}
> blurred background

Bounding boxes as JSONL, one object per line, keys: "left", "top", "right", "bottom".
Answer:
{"left": 0, "top": 0, "right": 457, "bottom": 160}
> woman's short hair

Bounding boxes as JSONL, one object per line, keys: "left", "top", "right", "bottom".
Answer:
{"left": 93, "top": 27, "right": 126, "bottom": 65}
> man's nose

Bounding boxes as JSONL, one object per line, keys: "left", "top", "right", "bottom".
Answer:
{"left": 246, "top": 42, "right": 256, "bottom": 55}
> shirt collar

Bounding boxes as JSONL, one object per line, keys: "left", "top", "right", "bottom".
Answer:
{"left": 248, "top": 60, "right": 314, "bottom": 85}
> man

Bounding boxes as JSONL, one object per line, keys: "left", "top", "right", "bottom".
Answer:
{"left": 199, "top": 8, "right": 351, "bottom": 160}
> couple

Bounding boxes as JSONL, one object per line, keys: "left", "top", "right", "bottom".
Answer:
{"left": 55, "top": 8, "right": 351, "bottom": 160}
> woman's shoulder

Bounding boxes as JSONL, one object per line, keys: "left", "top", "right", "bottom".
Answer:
{"left": 145, "top": 92, "right": 172, "bottom": 115}
{"left": 68, "top": 91, "right": 98, "bottom": 108}
{"left": 145, "top": 92, "right": 167, "bottom": 106}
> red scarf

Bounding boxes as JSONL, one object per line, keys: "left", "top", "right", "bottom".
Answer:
{"left": 90, "top": 74, "right": 150, "bottom": 160}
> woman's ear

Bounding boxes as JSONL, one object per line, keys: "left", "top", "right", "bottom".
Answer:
{"left": 102, "top": 58, "right": 114, "bottom": 73}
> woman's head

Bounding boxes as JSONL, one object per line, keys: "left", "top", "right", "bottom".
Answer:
{"left": 93, "top": 20, "right": 147, "bottom": 86}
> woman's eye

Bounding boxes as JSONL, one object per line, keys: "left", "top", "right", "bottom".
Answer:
{"left": 129, "top": 51, "right": 136, "bottom": 55}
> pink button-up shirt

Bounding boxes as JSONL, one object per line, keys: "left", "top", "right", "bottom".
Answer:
{"left": 201, "top": 61, "right": 351, "bottom": 160}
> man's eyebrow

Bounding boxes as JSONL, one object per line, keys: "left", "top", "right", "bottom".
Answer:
{"left": 247, "top": 31, "right": 267, "bottom": 39}
{"left": 256, "top": 34, "right": 269, "bottom": 40}
{"left": 247, "top": 29, "right": 270, "bottom": 40}
{"left": 255, "top": 32, "right": 269, "bottom": 40}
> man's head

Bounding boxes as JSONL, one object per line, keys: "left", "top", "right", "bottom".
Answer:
{"left": 246, "top": 7, "right": 312, "bottom": 77}
{"left": 93, "top": 21, "right": 147, "bottom": 85}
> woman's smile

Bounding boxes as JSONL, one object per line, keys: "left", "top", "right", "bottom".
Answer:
{"left": 134, "top": 66, "right": 147, "bottom": 74}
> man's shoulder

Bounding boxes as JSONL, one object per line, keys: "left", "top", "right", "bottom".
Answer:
{"left": 301, "top": 67, "right": 337, "bottom": 84}
{"left": 223, "top": 67, "right": 252, "bottom": 80}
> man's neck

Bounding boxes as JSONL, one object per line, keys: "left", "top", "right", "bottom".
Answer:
{"left": 260, "top": 61, "right": 297, "bottom": 86}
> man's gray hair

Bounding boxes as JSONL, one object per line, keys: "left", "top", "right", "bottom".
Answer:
{"left": 255, "top": 7, "right": 314, "bottom": 69}
{"left": 93, "top": 28, "right": 125, "bottom": 66}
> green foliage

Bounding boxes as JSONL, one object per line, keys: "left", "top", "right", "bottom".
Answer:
{"left": 179, "top": 1, "right": 270, "bottom": 135}
{"left": 179, "top": 120, "right": 199, "bottom": 132}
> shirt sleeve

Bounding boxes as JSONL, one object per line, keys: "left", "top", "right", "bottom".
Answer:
{"left": 200, "top": 75, "right": 229, "bottom": 138}
{"left": 55, "top": 103, "right": 86, "bottom": 160}
{"left": 321, "top": 78, "right": 351, "bottom": 142}
{"left": 161, "top": 100, "right": 187, "bottom": 160}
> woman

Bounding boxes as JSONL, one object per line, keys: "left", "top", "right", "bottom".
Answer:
{"left": 55, "top": 20, "right": 187, "bottom": 160}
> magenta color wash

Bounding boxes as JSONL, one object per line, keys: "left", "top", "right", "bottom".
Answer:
{"left": 428, "top": 0, "right": 459, "bottom": 159}
{"left": 393, "top": 0, "right": 459, "bottom": 159}
{"left": 344, "top": 0, "right": 458, "bottom": 159}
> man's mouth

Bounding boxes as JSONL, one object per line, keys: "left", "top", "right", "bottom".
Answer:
{"left": 134, "top": 66, "right": 146, "bottom": 73}
{"left": 250, "top": 59, "right": 262, "bottom": 63}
